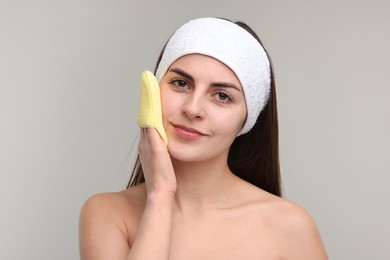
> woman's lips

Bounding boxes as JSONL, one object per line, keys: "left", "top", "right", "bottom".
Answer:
{"left": 173, "top": 124, "right": 205, "bottom": 139}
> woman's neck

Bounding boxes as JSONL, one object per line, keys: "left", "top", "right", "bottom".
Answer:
{"left": 171, "top": 153, "right": 240, "bottom": 215}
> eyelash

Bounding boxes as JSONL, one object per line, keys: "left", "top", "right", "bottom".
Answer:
{"left": 214, "top": 91, "right": 232, "bottom": 104}
{"left": 170, "top": 78, "right": 189, "bottom": 89}
{"left": 168, "top": 78, "right": 233, "bottom": 104}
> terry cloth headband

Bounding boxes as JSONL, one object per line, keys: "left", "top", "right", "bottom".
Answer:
{"left": 155, "top": 17, "right": 271, "bottom": 135}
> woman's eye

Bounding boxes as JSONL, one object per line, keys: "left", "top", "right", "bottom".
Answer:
{"left": 215, "top": 92, "right": 232, "bottom": 103}
{"left": 171, "top": 79, "right": 188, "bottom": 88}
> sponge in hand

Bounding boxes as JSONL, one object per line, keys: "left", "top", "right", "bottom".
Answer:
{"left": 137, "top": 71, "right": 168, "bottom": 144}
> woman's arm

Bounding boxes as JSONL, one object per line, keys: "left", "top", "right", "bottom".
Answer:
{"left": 127, "top": 128, "right": 177, "bottom": 259}
{"left": 126, "top": 191, "right": 174, "bottom": 259}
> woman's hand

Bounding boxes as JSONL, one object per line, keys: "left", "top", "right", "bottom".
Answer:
{"left": 138, "top": 128, "right": 176, "bottom": 197}
{"left": 125, "top": 128, "right": 176, "bottom": 259}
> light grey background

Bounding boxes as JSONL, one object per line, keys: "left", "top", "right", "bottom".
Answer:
{"left": 1, "top": 0, "right": 389, "bottom": 259}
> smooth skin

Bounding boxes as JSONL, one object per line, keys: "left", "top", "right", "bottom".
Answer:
{"left": 79, "top": 54, "right": 328, "bottom": 260}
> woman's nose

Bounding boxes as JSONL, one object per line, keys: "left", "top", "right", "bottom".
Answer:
{"left": 182, "top": 94, "right": 205, "bottom": 119}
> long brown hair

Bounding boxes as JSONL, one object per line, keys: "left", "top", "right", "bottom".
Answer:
{"left": 127, "top": 19, "right": 282, "bottom": 197}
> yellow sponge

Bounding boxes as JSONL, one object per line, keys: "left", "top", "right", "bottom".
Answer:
{"left": 137, "top": 71, "right": 168, "bottom": 144}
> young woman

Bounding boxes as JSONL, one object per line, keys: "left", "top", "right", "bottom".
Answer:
{"left": 79, "top": 17, "right": 328, "bottom": 259}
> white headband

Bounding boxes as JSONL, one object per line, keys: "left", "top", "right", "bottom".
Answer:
{"left": 156, "top": 17, "right": 271, "bottom": 135}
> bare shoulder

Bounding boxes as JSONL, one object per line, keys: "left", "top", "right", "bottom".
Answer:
{"left": 279, "top": 199, "right": 328, "bottom": 259}
{"left": 80, "top": 183, "right": 146, "bottom": 225}
{"left": 79, "top": 184, "right": 146, "bottom": 260}
{"left": 261, "top": 194, "right": 317, "bottom": 228}
{"left": 253, "top": 191, "right": 328, "bottom": 259}
{"left": 232, "top": 179, "right": 327, "bottom": 259}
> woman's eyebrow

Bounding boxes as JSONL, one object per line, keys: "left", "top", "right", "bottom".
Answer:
{"left": 168, "top": 68, "right": 193, "bottom": 81}
{"left": 211, "top": 82, "right": 241, "bottom": 92}
{"left": 168, "top": 67, "right": 241, "bottom": 92}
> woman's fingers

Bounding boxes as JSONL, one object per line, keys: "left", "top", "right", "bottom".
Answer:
{"left": 139, "top": 128, "right": 158, "bottom": 152}
{"left": 138, "top": 128, "right": 145, "bottom": 153}
{"left": 137, "top": 127, "right": 176, "bottom": 195}
{"left": 140, "top": 128, "right": 166, "bottom": 152}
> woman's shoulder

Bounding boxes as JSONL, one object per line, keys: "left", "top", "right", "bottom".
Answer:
{"left": 80, "top": 183, "right": 147, "bottom": 216}
{"left": 257, "top": 190, "right": 312, "bottom": 220}
{"left": 248, "top": 189, "right": 328, "bottom": 259}
{"left": 237, "top": 179, "right": 317, "bottom": 227}
{"left": 244, "top": 186, "right": 318, "bottom": 233}
{"left": 263, "top": 195, "right": 319, "bottom": 235}
{"left": 79, "top": 184, "right": 147, "bottom": 253}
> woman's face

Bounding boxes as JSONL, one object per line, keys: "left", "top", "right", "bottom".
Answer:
{"left": 160, "top": 54, "right": 247, "bottom": 162}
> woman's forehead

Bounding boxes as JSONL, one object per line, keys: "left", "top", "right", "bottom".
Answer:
{"left": 168, "top": 54, "right": 243, "bottom": 88}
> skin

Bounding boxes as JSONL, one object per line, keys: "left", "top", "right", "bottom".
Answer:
{"left": 79, "top": 54, "right": 328, "bottom": 260}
